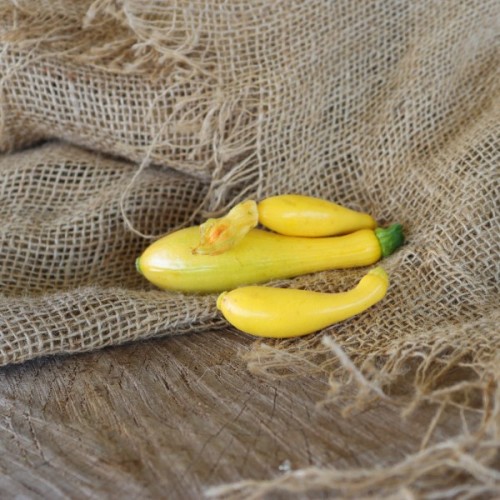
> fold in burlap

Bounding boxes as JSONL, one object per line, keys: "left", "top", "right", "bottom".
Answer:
{"left": 0, "top": 0, "right": 499, "bottom": 497}
{"left": 0, "top": 142, "right": 225, "bottom": 364}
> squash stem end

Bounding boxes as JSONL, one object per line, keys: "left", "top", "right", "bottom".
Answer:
{"left": 375, "top": 224, "right": 404, "bottom": 258}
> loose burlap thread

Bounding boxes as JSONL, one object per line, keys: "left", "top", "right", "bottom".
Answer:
{"left": 0, "top": 0, "right": 499, "bottom": 497}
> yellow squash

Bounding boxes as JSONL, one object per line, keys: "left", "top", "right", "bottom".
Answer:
{"left": 257, "top": 194, "right": 377, "bottom": 237}
{"left": 191, "top": 196, "right": 377, "bottom": 256}
{"left": 217, "top": 267, "right": 389, "bottom": 338}
{"left": 136, "top": 225, "right": 403, "bottom": 293}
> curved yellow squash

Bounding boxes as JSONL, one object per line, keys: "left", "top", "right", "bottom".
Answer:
{"left": 136, "top": 226, "right": 399, "bottom": 293}
{"left": 257, "top": 194, "right": 376, "bottom": 237}
{"left": 217, "top": 267, "right": 389, "bottom": 338}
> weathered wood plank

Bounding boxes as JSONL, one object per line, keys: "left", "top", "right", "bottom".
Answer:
{"left": 0, "top": 331, "right": 470, "bottom": 499}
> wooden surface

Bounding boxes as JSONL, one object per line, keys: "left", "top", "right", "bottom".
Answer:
{"left": 0, "top": 330, "right": 469, "bottom": 499}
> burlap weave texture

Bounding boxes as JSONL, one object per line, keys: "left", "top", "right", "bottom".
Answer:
{"left": 0, "top": 0, "right": 499, "bottom": 497}
{"left": 0, "top": 143, "right": 223, "bottom": 364}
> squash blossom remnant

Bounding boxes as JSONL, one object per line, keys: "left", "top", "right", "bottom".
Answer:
{"left": 192, "top": 200, "right": 258, "bottom": 255}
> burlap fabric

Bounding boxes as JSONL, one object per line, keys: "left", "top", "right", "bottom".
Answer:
{"left": 0, "top": 0, "right": 499, "bottom": 497}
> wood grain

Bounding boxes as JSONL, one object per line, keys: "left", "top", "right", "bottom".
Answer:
{"left": 0, "top": 331, "right": 472, "bottom": 499}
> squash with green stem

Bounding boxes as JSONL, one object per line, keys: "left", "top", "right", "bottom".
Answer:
{"left": 136, "top": 224, "right": 403, "bottom": 293}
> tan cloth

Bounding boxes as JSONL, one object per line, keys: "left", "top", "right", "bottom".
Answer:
{"left": 0, "top": 1, "right": 498, "bottom": 496}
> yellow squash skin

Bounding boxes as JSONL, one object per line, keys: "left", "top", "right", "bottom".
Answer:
{"left": 216, "top": 267, "right": 389, "bottom": 338}
{"left": 257, "top": 194, "right": 376, "bottom": 237}
{"left": 136, "top": 227, "right": 382, "bottom": 293}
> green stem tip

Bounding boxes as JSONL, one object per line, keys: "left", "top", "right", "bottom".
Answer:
{"left": 135, "top": 257, "right": 143, "bottom": 275}
{"left": 375, "top": 224, "right": 405, "bottom": 258}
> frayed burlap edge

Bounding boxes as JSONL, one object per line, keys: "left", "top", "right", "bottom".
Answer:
{"left": 0, "top": 0, "right": 207, "bottom": 77}
{"left": 206, "top": 326, "right": 500, "bottom": 500}
{"left": 207, "top": 427, "right": 500, "bottom": 499}
{"left": 0, "top": 0, "right": 265, "bottom": 200}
